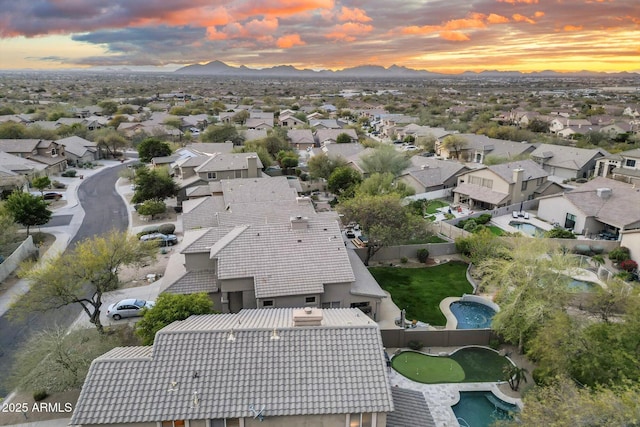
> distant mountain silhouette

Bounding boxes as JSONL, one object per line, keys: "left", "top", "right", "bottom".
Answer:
{"left": 174, "top": 61, "right": 636, "bottom": 78}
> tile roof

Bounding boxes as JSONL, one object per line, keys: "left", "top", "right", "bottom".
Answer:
{"left": 195, "top": 153, "right": 263, "bottom": 173}
{"left": 163, "top": 270, "right": 218, "bottom": 294}
{"left": 347, "top": 250, "right": 387, "bottom": 299}
{"left": 488, "top": 159, "right": 548, "bottom": 183}
{"left": 387, "top": 387, "right": 436, "bottom": 427}
{"left": 0, "top": 139, "right": 41, "bottom": 153}
{"left": 531, "top": 144, "right": 609, "bottom": 170}
{"left": 453, "top": 183, "right": 509, "bottom": 205}
{"left": 403, "top": 158, "right": 468, "bottom": 188}
{"left": 71, "top": 310, "right": 393, "bottom": 425}
{"left": 184, "top": 142, "right": 235, "bottom": 155}
{"left": 56, "top": 136, "right": 97, "bottom": 157}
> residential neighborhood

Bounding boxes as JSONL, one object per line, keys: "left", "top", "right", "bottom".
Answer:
{"left": 1, "top": 70, "right": 639, "bottom": 427}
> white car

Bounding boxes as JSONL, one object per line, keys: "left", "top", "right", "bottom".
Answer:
{"left": 107, "top": 299, "right": 155, "bottom": 320}
{"left": 402, "top": 145, "right": 419, "bottom": 151}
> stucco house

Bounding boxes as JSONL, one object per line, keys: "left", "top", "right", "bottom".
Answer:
{"left": 315, "top": 128, "right": 358, "bottom": 145}
{"left": 286, "top": 129, "right": 315, "bottom": 150}
{"left": 57, "top": 136, "right": 100, "bottom": 164}
{"left": 536, "top": 177, "right": 640, "bottom": 238}
{"left": 398, "top": 157, "right": 469, "bottom": 196}
{"left": 595, "top": 148, "right": 640, "bottom": 185}
{"left": 0, "top": 139, "right": 67, "bottom": 174}
{"left": 434, "top": 134, "right": 535, "bottom": 164}
{"left": 453, "top": 159, "right": 561, "bottom": 209}
{"left": 530, "top": 144, "right": 609, "bottom": 182}
{"left": 70, "top": 308, "right": 395, "bottom": 427}
{"left": 277, "top": 114, "right": 306, "bottom": 129}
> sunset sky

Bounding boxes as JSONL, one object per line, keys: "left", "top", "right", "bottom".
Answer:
{"left": 0, "top": 0, "right": 638, "bottom": 74}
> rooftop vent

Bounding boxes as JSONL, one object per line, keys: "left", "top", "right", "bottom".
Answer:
{"left": 596, "top": 188, "right": 612, "bottom": 199}
{"left": 293, "top": 307, "right": 323, "bottom": 327}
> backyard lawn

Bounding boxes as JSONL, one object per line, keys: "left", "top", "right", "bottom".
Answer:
{"left": 425, "top": 200, "right": 448, "bottom": 214}
{"left": 487, "top": 225, "right": 505, "bottom": 236}
{"left": 369, "top": 261, "right": 472, "bottom": 326}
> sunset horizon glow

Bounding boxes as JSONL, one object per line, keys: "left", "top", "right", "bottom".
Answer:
{"left": 0, "top": 1, "right": 638, "bottom": 74}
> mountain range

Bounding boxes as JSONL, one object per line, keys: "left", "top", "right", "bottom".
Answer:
{"left": 175, "top": 60, "right": 637, "bottom": 78}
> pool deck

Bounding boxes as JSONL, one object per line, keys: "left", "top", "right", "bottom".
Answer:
{"left": 491, "top": 210, "right": 554, "bottom": 236}
{"left": 440, "top": 297, "right": 460, "bottom": 329}
{"left": 386, "top": 347, "right": 523, "bottom": 427}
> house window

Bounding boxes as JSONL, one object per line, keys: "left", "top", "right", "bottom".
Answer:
{"left": 536, "top": 177, "right": 544, "bottom": 186}
{"left": 235, "top": 170, "right": 242, "bottom": 178}
{"left": 262, "top": 300, "right": 274, "bottom": 307}
{"left": 162, "top": 421, "right": 185, "bottom": 427}
{"left": 565, "top": 213, "right": 576, "bottom": 230}
{"left": 207, "top": 172, "right": 217, "bottom": 180}
{"left": 521, "top": 180, "right": 528, "bottom": 191}
{"left": 51, "top": 148, "right": 58, "bottom": 156}
{"left": 349, "top": 413, "right": 373, "bottom": 427}
{"left": 468, "top": 176, "right": 493, "bottom": 189}
{"left": 626, "top": 159, "right": 636, "bottom": 168}
{"left": 305, "top": 296, "right": 316, "bottom": 304}
{"left": 321, "top": 301, "right": 340, "bottom": 308}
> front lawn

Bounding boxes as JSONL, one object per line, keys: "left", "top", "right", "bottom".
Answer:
{"left": 369, "top": 261, "right": 472, "bottom": 325}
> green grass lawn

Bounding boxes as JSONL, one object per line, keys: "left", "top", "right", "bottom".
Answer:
{"left": 425, "top": 200, "right": 448, "bottom": 214}
{"left": 392, "top": 348, "right": 512, "bottom": 384}
{"left": 392, "top": 351, "right": 465, "bottom": 383}
{"left": 487, "top": 225, "right": 505, "bottom": 236}
{"left": 369, "top": 261, "right": 472, "bottom": 326}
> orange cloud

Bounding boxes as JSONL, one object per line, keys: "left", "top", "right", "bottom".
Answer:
{"left": 564, "top": 25, "right": 583, "bottom": 31}
{"left": 277, "top": 33, "right": 305, "bottom": 48}
{"left": 206, "top": 26, "right": 227, "bottom": 40}
{"left": 238, "top": 0, "right": 335, "bottom": 18}
{"left": 487, "top": 14, "right": 510, "bottom": 24}
{"left": 442, "top": 16, "right": 487, "bottom": 31}
{"left": 512, "top": 14, "right": 536, "bottom": 24}
{"left": 497, "top": 0, "right": 538, "bottom": 3}
{"left": 244, "top": 17, "right": 279, "bottom": 36}
{"left": 338, "top": 6, "right": 372, "bottom": 23}
{"left": 440, "top": 31, "right": 470, "bottom": 41}
{"left": 159, "top": 6, "right": 233, "bottom": 27}
{"left": 325, "top": 22, "right": 373, "bottom": 41}
{"left": 534, "top": 11, "right": 545, "bottom": 18}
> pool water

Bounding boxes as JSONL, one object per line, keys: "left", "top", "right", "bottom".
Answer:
{"left": 450, "top": 301, "right": 496, "bottom": 329}
{"left": 452, "top": 391, "right": 518, "bottom": 427}
{"left": 568, "top": 279, "right": 599, "bottom": 292}
{"left": 508, "top": 221, "right": 545, "bottom": 236}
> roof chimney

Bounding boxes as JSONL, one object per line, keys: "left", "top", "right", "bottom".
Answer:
{"left": 290, "top": 215, "right": 309, "bottom": 230}
{"left": 596, "top": 188, "right": 612, "bottom": 199}
{"left": 512, "top": 167, "right": 524, "bottom": 185}
{"left": 292, "top": 307, "right": 323, "bottom": 326}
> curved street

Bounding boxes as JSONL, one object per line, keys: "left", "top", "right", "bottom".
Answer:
{"left": 0, "top": 163, "right": 129, "bottom": 397}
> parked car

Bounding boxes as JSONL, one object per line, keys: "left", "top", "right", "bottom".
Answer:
{"left": 402, "top": 145, "right": 419, "bottom": 151}
{"left": 345, "top": 230, "right": 356, "bottom": 239}
{"left": 106, "top": 299, "right": 155, "bottom": 320}
{"left": 140, "top": 232, "right": 178, "bottom": 246}
{"left": 43, "top": 192, "right": 63, "bottom": 200}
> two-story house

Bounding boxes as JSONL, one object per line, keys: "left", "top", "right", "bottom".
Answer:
{"left": 434, "top": 134, "right": 536, "bottom": 164}
{"left": 0, "top": 139, "right": 67, "bottom": 174}
{"left": 530, "top": 144, "right": 609, "bottom": 182}
{"left": 595, "top": 148, "right": 640, "bottom": 185}
{"left": 453, "top": 159, "right": 561, "bottom": 209}
{"left": 70, "top": 308, "right": 396, "bottom": 427}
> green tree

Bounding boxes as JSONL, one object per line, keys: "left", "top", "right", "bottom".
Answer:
{"left": 307, "top": 154, "right": 347, "bottom": 180}
{"left": 338, "top": 193, "right": 431, "bottom": 264}
{"left": 527, "top": 118, "right": 549, "bottom": 133}
{"left": 356, "top": 172, "right": 415, "bottom": 198}
{"left": 5, "top": 191, "right": 52, "bottom": 235}
{"left": 31, "top": 176, "right": 51, "bottom": 197}
{"left": 131, "top": 166, "right": 178, "bottom": 203}
{"left": 336, "top": 132, "right": 352, "bottom": 144}
{"left": 277, "top": 150, "right": 299, "bottom": 170}
{"left": 137, "top": 137, "right": 172, "bottom": 163}
{"left": 136, "top": 293, "right": 215, "bottom": 345}
{"left": 136, "top": 199, "right": 166, "bottom": 218}
{"left": 476, "top": 238, "right": 576, "bottom": 353}
{"left": 94, "top": 128, "right": 128, "bottom": 158}
{"left": 232, "top": 110, "right": 250, "bottom": 124}
{"left": 9, "top": 327, "right": 127, "bottom": 393}
{"left": 327, "top": 166, "right": 362, "bottom": 196}
{"left": 201, "top": 124, "right": 243, "bottom": 144}
{"left": 98, "top": 100, "right": 118, "bottom": 115}
{"left": 14, "top": 230, "right": 157, "bottom": 334}
{"left": 440, "top": 134, "right": 468, "bottom": 159}
{"left": 0, "top": 121, "right": 27, "bottom": 138}
{"left": 455, "top": 228, "right": 509, "bottom": 265}
{"left": 358, "top": 145, "right": 410, "bottom": 177}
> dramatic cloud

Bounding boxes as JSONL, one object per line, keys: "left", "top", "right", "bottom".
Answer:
{"left": 0, "top": 0, "right": 638, "bottom": 73}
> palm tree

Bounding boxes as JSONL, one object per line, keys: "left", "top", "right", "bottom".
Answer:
{"left": 504, "top": 364, "right": 529, "bottom": 391}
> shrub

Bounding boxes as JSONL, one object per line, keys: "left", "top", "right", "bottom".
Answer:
{"left": 33, "top": 390, "right": 48, "bottom": 401}
{"left": 545, "top": 227, "right": 576, "bottom": 239}
{"left": 417, "top": 248, "right": 429, "bottom": 263}
{"left": 400, "top": 257, "right": 408, "bottom": 264}
{"left": 455, "top": 237, "right": 472, "bottom": 256}
{"left": 488, "top": 338, "right": 501, "bottom": 350}
{"left": 620, "top": 259, "right": 638, "bottom": 272}
{"left": 51, "top": 180, "right": 66, "bottom": 189}
{"left": 532, "top": 367, "right": 554, "bottom": 386}
{"left": 590, "top": 245, "right": 605, "bottom": 254}
{"left": 476, "top": 213, "right": 492, "bottom": 225}
{"left": 137, "top": 200, "right": 166, "bottom": 217}
{"left": 609, "top": 247, "right": 631, "bottom": 262}
{"left": 61, "top": 169, "right": 77, "bottom": 177}
{"left": 456, "top": 219, "right": 467, "bottom": 229}
{"left": 158, "top": 223, "right": 176, "bottom": 235}
{"left": 463, "top": 219, "right": 478, "bottom": 232}
{"left": 407, "top": 341, "right": 423, "bottom": 351}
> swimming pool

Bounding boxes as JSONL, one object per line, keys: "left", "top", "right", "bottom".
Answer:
{"left": 450, "top": 301, "right": 496, "bottom": 329}
{"left": 453, "top": 391, "right": 519, "bottom": 427}
{"left": 508, "top": 221, "right": 545, "bottom": 236}
{"left": 568, "top": 278, "right": 599, "bottom": 292}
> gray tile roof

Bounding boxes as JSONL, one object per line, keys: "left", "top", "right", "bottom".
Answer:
{"left": 195, "top": 152, "right": 263, "bottom": 173}
{"left": 71, "top": 310, "right": 393, "bottom": 425}
{"left": 163, "top": 270, "right": 218, "bottom": 294}
{"left": 387, "top": 387, "right": 436, "bottom": 427}
{"left": 403, "top": 158, "right": 468, "bottom": 188}
{"left": 347, "top": 250, "right": 387, "bottom": 299}
{"left": 531, "top": 144, "right": 609, "bottom": 170}
{"left": 556, "top": 177, "right": 640, "bottom": 229}
{"left": 287, "top": 128, "right": 315, "bottom": 145}
{"left": 454, "top": 182, "right": 509, "bottom": 205}
{"left": 0, "top": 139, "right": 41, "bottom": 153}
{"left": 184, "top": 142, "right": 235, "bottom": 155}
{"left": 489, "top": 159, "right": 548, "bottom": 183}
{"left": 56, "top": 136, "right": 97, "bottom": 157}
{"left": 315, "top": 128, "right": 358, "bottom": 143}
